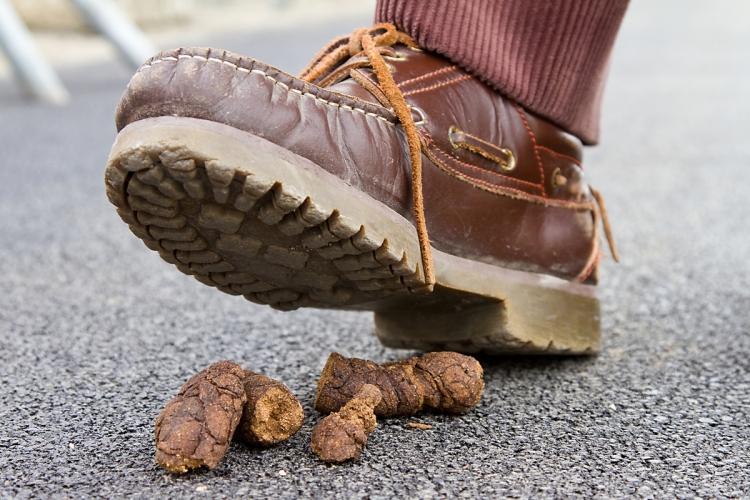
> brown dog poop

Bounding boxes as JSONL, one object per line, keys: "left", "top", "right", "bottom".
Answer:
{"left": 154, "top": 362, "right": 303, "bottom": 474}
{"left": 314, "top": 352, "right": 484, "bottom": 418}
{"left": 154, "top": 360, "right": 247, "bottom": 474}
{"left": 235, "top": 370, "right": 304, "bottom": 447}
{"left": 310, "top": 384, "right": 382, "bottom": 463}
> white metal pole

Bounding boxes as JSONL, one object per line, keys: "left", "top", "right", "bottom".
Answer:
{"left": 0, "top": 0, "right": 70, "bottom": 105}
{"left": 69, "top": 0, "right": 158, "bottom": 69}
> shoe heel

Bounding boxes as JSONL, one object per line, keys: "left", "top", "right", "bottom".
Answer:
{"left": 373, "top": 248, "right": 600, "bottom": 355}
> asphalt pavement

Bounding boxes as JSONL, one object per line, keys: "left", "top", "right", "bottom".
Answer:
{"left": 1, "top": 1, "right": 749, "bottom": 498}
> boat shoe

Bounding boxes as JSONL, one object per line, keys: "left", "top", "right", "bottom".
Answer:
{"left": 104, "top": 24, "right": 617, "bottom": 354}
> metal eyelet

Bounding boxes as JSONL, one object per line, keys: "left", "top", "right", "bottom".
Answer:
{"left": 386, "top": 63, "right": 396, "bottom": 73}
{"left": 383, "top": 51, "right": 407, "bottom": 61}
{"left": 408, "top": 46, "right": 424, "bottom": 52}
{"left": 551, "top": 167, "right": 567, "bottom": 189}
{"left": 499, "top": 150, "right": 516, "bottom": 172}
{"left": 409, "top": 106, "right": 427, "bottom": 126}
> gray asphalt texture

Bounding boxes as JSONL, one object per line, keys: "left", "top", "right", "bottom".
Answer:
{"left": 1, "top": 1, "right": 749, "bottom": 498}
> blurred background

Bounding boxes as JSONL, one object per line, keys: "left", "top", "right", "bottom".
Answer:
{"left": 0, "top": 1, "right": 749, "bottom": 497}
{"left": 0, "top": 0, "right": 375, "bottom": 86}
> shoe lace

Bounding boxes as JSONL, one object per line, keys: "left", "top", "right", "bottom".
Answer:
{"left": 299, "top": 23, "right": 436, "bottom": 290}
{"left": 590, "top": 187, "right": 619, "bottom": 263}
{"left": 300, "top": 23, "right": 619, "bottom": 287}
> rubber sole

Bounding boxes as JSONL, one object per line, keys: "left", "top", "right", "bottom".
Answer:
{"left": 105, "top": 117, "right": 600, "bottom": 355}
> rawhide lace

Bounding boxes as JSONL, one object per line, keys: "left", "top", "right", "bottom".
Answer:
{"left": 299, "top": 23, "right": 435, "bottom": 289}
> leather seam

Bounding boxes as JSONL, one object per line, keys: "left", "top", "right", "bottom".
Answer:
{"left": 536, "top": 145, "right": 582, "bottom": 168}
{"left": 396, "top": 65, "right": 460, "bottom": 88}
{"left": 138, "top": 55, "right": 399, "bottom": 128}
{"left": 513, "top": 104, "right": 546, "bottom": 197}
{"left": 423, "top": 132, "right": 543, "bottom": 192}
{"left": 402, "top": 75, "right": 472, "bottom": 97}
{"left": 422, "top": 135, "right": 592, "bottom": 210}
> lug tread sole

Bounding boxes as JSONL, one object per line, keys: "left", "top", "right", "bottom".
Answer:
{"left": 106, "top": 140, "right": 425, "bottom": 314}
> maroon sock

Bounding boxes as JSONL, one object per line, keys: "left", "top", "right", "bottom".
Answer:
{"left": 375, "top": 0, "right": 629, "bottom": 144}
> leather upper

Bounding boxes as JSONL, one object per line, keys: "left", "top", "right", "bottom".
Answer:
{"left": 116, "top": 46, "right": 599, "bottom": 281}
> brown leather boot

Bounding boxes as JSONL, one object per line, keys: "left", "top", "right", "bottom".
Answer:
{"left": 105, "top": 24, "right": 617, "bottom": 354}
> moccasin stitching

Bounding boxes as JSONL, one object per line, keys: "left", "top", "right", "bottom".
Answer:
{"left": 137, "top": 55, "right": 399, "bottom": 128}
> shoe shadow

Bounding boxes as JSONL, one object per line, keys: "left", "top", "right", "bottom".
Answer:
{"left": 474, "top": 352, "right": 599, "bottom": 383}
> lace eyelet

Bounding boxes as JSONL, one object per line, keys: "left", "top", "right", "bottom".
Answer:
{"left": 500, "top": 150, "right": 516, "bottom": 172}
{"left": 410, "top": 106, "right": 428, "bottom": 126}
{"left": 383, "top": 51, "right": 407, "bottom": 61}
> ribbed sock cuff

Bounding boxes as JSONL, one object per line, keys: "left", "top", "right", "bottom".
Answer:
{"left": 375, "top": 0, "right": 629, "bottom": 144}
